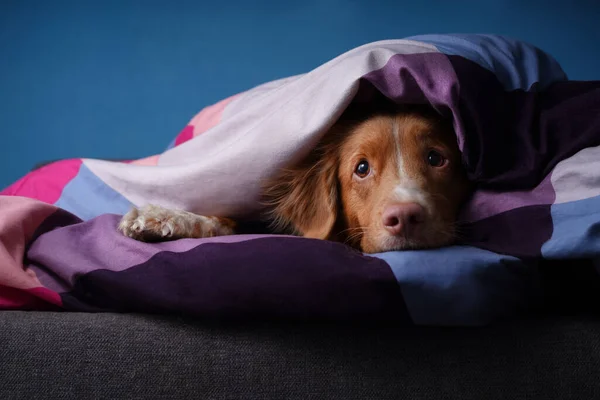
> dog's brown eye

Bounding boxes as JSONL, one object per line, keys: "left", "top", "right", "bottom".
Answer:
{"left": 355, "top": 160, "right": 370, "bottom": 178}
{"left": 427, "top": 150, "right": 446, "bottom": 167}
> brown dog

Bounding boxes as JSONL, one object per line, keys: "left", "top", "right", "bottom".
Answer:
{"left": 118, "top": 104, "right": 470, "bottom": 253}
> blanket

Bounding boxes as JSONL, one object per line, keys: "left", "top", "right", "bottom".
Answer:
{"left": 2, "top": 34, "right": 600, "bottom": 325}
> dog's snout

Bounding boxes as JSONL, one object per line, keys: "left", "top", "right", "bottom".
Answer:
{"left": 382, "top": 202, "right": 425, "bottom": 236}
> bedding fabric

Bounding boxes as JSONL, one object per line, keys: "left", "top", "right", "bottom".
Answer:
{"left": 1, "top": 34, "right": 600, "bottom": 325}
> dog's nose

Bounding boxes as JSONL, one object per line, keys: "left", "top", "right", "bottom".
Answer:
{"left": 382, "top": 203, "right": 426, "bottom": 236}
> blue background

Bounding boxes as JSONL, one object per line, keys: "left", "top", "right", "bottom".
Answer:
{"left": 1, "top": 0, "right": 599, "bottom": 189}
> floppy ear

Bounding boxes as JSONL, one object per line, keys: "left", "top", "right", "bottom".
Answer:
{"left": 262, "top": 147, "right": 339, "bottom": 240}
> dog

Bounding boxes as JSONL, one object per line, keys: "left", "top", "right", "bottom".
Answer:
{"left": 118, "top": 102, "right": 471, "bottom": 253}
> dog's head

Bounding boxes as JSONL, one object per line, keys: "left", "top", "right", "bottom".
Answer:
{"left": 263, "top": 105, "right": 471, "bottom": 253}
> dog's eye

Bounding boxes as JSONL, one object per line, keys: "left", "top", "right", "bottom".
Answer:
{"left": 354, "top": 160, "right": 370, "bottom": 178}
{"left": 427, "top": 150, "right": 446, "bottom": 167}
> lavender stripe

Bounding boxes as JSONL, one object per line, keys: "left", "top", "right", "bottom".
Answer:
{"left": 460, "top": 172, "right": 556, "bottom": 223}
{"left": 27, "top": 208, "right": 84, "bottom": 292}
{"left": 362, "top": 52, "right": 464, "bottom": 148}
{"left": 61, "top": 237, "right": 410, "bottom": 322}
{"left": 26, "top": 213, "right": 291, "bottom": 290}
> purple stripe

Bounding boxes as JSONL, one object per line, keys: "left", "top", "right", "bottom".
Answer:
{"left": 27, "top": 213, "right": 293, "bottom": 290}
{"left": 363, "top": 53, "right": 600, "bottom": 191}
{"left": 362, "top": 52, "right": 463, "bottom": 147}
{"left": 460, "top": 172, "right": 556, "bottom": 223}
{"left": 60, "top": 237, "right": 411, "bottom": 322}
{"left": 27, "top": 208, "right": 85, "bottom": 292}
{"left": 28, "top": 207, "right": 83, "bottom": 242}
{"left": 448, "top": 56, "right": 600, "bottom": 189}
{"left": 461, "top": 204, "right": 554, "bottom": 258}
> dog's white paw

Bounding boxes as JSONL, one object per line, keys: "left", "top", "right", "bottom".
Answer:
{"left": 118, "top": 205, "right": 176, "bottom": 241}
{"left": 117, "top": 204, "right": 236, "bottom": 242}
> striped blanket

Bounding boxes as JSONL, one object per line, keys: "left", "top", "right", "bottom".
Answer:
{"left": 2, "top": 34, "right": 600, "bottom": 325}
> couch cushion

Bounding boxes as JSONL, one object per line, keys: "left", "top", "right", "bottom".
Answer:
{"left": 1, "top": 311, "right": 599, "bottom": 399}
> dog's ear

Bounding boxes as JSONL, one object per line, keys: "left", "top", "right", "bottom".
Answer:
{"left": 262, "top": 147, "right": 339, "bottom": 240}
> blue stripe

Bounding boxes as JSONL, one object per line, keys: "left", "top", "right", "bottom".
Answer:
{"left": 372, "top": 246, "right": 539, "bottom": 326}
{"left": 54, "top": 163, "right": 132, "bottom": 220}
{"left": 165, "top": 137, "right": 177, "bottom": 151}
{"left": 407, "top": 34, "right": 567, "bottom": 91}
{"left": 541, "top": 195, "right": 600, "bottom": 259}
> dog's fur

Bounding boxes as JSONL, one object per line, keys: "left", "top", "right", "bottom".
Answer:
{"left": 118, "top": 103, "right": 471, "bottom": 253}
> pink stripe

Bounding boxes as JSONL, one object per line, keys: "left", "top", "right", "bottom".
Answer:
{"left": 0, "top": 159, "right": 83, "bottom": 204}
{"left": 0, "top": 197, "right": 57, "bottom": 287}
{"left": 190, "top": 94, "right": 240, "bottom": 137}
{"left": 0, "top": 196, "right": 61, "bottom": 309}
{"left": 28, "top": 286, "right": 63, "bottom": 307}
{"left": 174, "top": 125, "right": 194, "bottom": 147}
{"left": 0, "top": 285, "right": 62, "bottom": 310}
{"left": 130, "top": 155, "right": 160, "bottom": 166}
{"left": 170, "top": 94, "right": 239, "bottom": 149}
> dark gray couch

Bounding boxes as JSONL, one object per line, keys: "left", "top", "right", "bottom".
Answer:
{"left": 2, "top": 311, "right": 600, "bottom": 399}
